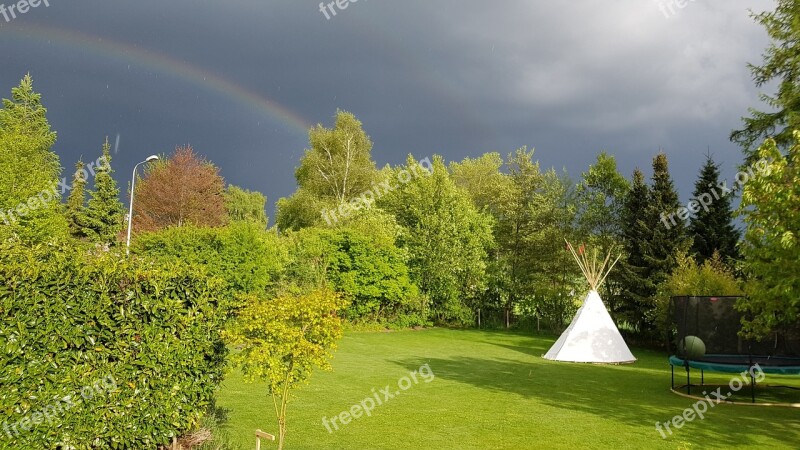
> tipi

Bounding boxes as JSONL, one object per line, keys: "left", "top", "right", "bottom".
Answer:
{"left": 543, "top": 241, "right": 636, "bottom": 364}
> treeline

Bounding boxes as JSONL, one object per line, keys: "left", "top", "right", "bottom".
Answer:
{"left": 1, "top": 71, "right": 798, "bottom": 446}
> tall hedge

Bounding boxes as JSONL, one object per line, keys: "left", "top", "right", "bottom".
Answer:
{"left": 0, "top": 239, "right": 227, "bottom": 449}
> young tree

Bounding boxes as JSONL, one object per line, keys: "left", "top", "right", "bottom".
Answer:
{"left": 737, "top": 134, "right": 800, "bottom": 338}
{"left": 688, "top": 155, "right": 740, "bottom": 264}
{"left": 276, "top": 111, "right": 380, "bottom": 230}
{"left": 65, "top": 160, "right": 88, "bottom": 239}
{"left": 731, "top": 1, "right": 800, "bottom": 159}
{"left": 133, "top": 145, "right": 227, "bottom": 233}
{"left": 84, "top": 138, "right": 124, "bottom": 244}
{"left": 224, "top": 185, "right": 268, "bottom": 227}
{"left": 225, "top": 289, "right": 348, "bottom": 450}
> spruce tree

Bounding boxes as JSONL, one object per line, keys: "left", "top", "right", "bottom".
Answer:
{"left": 688, "top": 155, "right": 740, "bottom": 264}
{"left": 65, "top": 160, "right": 88, "bottom": 239}
{"left": 84, "top": 138, "right": 124, "bottom": 244}
{"left": 618, "top": 169, "right": 654, "bottom": 330}
{"left": 645, "top": 153, "right": 689, "bottom": 284}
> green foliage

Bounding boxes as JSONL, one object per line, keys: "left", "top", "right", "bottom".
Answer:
{"left": 380, "top": 155, "right": 493, "bottom": 324}
{"left": 731, "top": 1, "right": 800, "bottom": 158}
{"left": 576, "top": 152, "right": 630, "bottom": 316}
{"left": 576, "top": 151, "right": 630, "bottom": 249}
{"left": 134, "top": 222, "right": 288, "bottom": 313}
{"left": 285, "top": 226, "right": 421, "bottom": 323}
{"left": 688, "top": 155, "right": 740, "bottom": 264}
{"left": 225, "top": 289, "right": 348, "bottom": 449}
{"left": 83, "top": 138, "right": 124, "bottom": 244}
{"left": 65, "top": 160, "right": 89, "bottom": 239}
{"left": 652, "top": 251, "right": 743, "bottom": 339}
{"left": 276, "top": 110, "right": 379, "bottom": 231}
{"left": 737, "top": 134, "right": 800, "bottom": 337}
{"left": 619, "top": 155, "right": 690, "bottom": 336}
{"left": 0, "top": 240, "right": 228, "bottom": 449}
{"left": 618, "top": 169, "right": 657, "bottom": 331}
{"left": 224, "top": 184, "right": 268, "bottom": 227}
{"left": 449, "top": 152, "right": 510, "bottom": 214}
{"left": 0, "top": 74, "right": 67, "bottom": 243}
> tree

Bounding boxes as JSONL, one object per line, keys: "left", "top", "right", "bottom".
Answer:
{"left": 577, "top": 152, "right": 630, "bottom": 249}
{"left": 576, "top": 152, "right": 630, "bottom": 316}
{"left": 645, "top": 153, "right": 690, "bottom": 282}
{"left": 619, "top": 154, "right": 690, "bottom": 335}
{"left": 225, "top": 289, "right": 348, "bottom": 450}
{"left": 379, "top": 155, "right": 493, "bottom": 323}
{"left": 286, "top": 227, "right": 420, "bottom": 323}
{"left": 618, "top": 169, "right": 655, "bottom": 331}
{"left": 449, "top": 152, "right": 510, "bottom": 214}
{"left": 84, "top": 138, "right": 125, "bottom": 244}
{"left": 65, "top": 160, "right": 88, "bottom": 239}
{"left": 133, "top": 145, "right": 227, "bottom": 233}
{"left": 276, "top": 111, "right": 379, "bottom": 230}
{"left": 730, "top": 1, "right": 800, "bottom": 159}
{"left": 688, "top": 155, "right": 740, "bottom": 264}
{"left": 225, "top": 185, "right": 268, "bottom": 227}
{"left": 0, "top": 74, "right": 67, "bottom": 242}
{"left": 737, "top": 134, "right": 800, "bottom": 338}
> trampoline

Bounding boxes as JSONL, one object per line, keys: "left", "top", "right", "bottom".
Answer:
{"left": 669, "top": 296, "right": 800, "bottom": 406}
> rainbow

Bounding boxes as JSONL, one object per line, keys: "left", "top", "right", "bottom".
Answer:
{"left": 0, "top": 23, "right": 313, "bottom": 136}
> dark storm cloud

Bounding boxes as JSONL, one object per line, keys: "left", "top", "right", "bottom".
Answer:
{"left": 0, "top": 0, "right": 774, "bottom": 217}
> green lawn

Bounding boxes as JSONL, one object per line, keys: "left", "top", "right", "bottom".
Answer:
{"left": 215, "top": 329, "right": 800, "bottom": 449}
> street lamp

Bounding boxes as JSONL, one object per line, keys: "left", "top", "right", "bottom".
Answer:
{"left": 126, "top": 155, "right": 159, "bottom": 255}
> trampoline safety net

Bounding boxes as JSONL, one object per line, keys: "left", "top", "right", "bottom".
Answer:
{"left": 671, "top": 296, "right": 800, "bottom": 360}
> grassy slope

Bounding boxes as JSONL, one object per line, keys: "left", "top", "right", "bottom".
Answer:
{"left": 216, "top": 329, "right": 800, "bottom": 450}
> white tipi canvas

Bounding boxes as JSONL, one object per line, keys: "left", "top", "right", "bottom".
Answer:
{"left": 543, "top": 290, "right": 636, "bottom": 364}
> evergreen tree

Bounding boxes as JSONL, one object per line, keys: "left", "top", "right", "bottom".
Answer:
{"left": 618, "top": 169, "right": 654, "bottom": 330}
{"left": 645, "top": 153, "right": 689, "bottom": 283}
{"left": 65, "top": 160, "right": 88, "bottom": 239}
{"left": 84, "top": 138, "right": 124, "bottom": 244}
{"left": 688, "top": 155, "right": 740, "bottom": 264}
{"left": 0, "top": 74, "right": 67, "bottom": 242}
{"left": 731, "top": 1, "right": 800, "bottom": 159}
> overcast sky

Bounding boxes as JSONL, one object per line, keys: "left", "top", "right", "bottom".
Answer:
{"left": 0, "top": 0, "right": 775, "bottom": 218}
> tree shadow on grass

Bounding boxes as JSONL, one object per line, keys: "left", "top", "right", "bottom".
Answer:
{"left": 390, "top": 355, "right": 800, "bottom": 448}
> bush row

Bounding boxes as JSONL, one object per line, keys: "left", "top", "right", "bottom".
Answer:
{"left": 0, "top": 239, "right": 228, "bottom": 449}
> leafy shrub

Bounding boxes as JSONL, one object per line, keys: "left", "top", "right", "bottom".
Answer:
{"left": 225, "top": 289, "right": 348, "bottom": 449}
{"left": 285, "top": 227, "right": 420, "bottom": 322}
{"left": 133, "top": 222, "right": 288, "bottom": 313}
{"left": 651, "top": 251, "right": 743, "bottom": 343}
{"left": 0, "top": 239, "right": 228, "bottom": 449}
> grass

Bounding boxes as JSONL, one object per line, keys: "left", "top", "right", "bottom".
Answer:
{"left": 215, "top": 329, "right": 800, "bottom": 449}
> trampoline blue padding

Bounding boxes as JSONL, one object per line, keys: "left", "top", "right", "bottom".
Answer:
{"left": 669, "top": 354, "right": 800, "bottom": 375}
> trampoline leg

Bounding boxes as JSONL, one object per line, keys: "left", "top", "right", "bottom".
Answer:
{"left": 686, "top": 365, "right": 691, "bottom": 395}
{"left": 671, "top": 365, "right": 674, "bottom": 389}
{"left": 750, "top": 368, "right": 755, "bottom": 404}
{"left": 701, "top": 369, "right": 704, "bottom": 387}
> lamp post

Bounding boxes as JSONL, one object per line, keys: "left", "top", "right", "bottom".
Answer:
{"left": 126, "top": 155, "right": 159, "bottom": 255}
